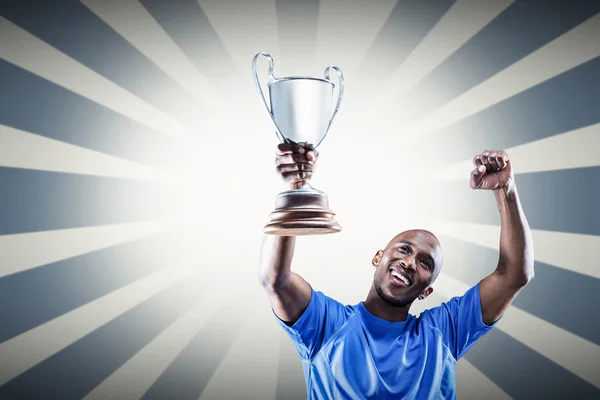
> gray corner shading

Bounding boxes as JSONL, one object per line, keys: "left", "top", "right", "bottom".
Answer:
{"left": 276, "top": 330, "right": 307, "bottom": 400}
{"left": 0, "top": 168, "right": 174, "bottom": 235}
{"left": 141, "top": 304, "right": 242, "bottom": 400}
{"left": 0, "top": 0, "right": 207, "bottom": 129}
{"left": 140, "top": 0, "right": 243, "bottom": 92}
{"left": 0, "top": 279, "right": 204, "bottom": 400}
{"left": 428, "top": 167, "right": 600, "bottom": 236}
{"left": 465, "top": 328, "right": 600, "bottom": 399}
{"left": 426, "top": 292, "right": 600, "bottom": 399}
{"left": 0, "top": 229, "right": 185, "bottom": 343}
{"left": 394, "top": 0, "right": 600, "bottom": 123}
{"left": 355, "top": 0, "right": 455, "bottom": 92}
{"left": 438, "top": 236, "right": 600, "bottom": 346}
{"left": 0, "top": 61, "right": 185, "bottom": 172}
{"left": 415, "top": 58, "right": 600, "bottom": 167}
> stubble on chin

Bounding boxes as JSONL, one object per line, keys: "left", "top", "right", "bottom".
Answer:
{"left": 373, "top": 276, "right": 412, "bottom": 308}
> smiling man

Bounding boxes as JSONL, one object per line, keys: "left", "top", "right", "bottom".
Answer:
{"left": 258, "top": 143, "right": 534, "bottom": 399}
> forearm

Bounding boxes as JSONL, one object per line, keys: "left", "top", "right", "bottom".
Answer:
{"left": 258, "top": 234, "right": 296, "bottom": 288}
{"left": 258, "top": 234, "right": 311, "bottom": 324}
{"left": 494, "top": 182, "right": 534, "bottom": 284}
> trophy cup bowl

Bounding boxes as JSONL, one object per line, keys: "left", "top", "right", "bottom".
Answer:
{"left": 253, "top": 52, "right": 344, "bottom": 236}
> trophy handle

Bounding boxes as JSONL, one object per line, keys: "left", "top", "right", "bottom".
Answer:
{"left": 318, "top": 65, "right": 345, "bottom": 148}
{"left": 252, "top": 52, "right": 287, "bottom": 144}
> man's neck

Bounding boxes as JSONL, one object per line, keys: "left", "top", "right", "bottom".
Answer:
{"left": 363, "top": 289, "right": 411, "bottom": 322}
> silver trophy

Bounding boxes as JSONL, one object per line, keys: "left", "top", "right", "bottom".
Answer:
{"left": 253, "top": 52, "right": 344, "bottom": 236}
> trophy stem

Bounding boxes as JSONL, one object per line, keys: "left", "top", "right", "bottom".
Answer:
{"left": 264, "top": 184, "right": 341, "bottom": 236}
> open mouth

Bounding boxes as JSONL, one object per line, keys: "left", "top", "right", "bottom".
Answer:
{"left": 389, "top": 267, "right": 412, "bottom": 287}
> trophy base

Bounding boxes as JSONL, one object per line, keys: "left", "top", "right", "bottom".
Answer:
{"left": 264, "top": 185, "right": 341, "bottom": 236}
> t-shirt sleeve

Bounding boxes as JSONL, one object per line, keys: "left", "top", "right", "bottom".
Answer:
{"left": 273, "top": 287, "right": 351, "bottom": 360}
{"left": 420, "top": 281, "right": 499, "bottom": 360}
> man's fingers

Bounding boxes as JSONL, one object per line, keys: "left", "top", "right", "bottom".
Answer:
{"left": 470, "top": 165, "right": 486, "bottom": 189}
{"left": 472, "top": 165, "right": 486, "bottom": 177}
{"left": 282, "top": 171, "right": 313, "bottom": 188}
{"left": 277, "top": 142, "right": 318, "bottom": 158}
{"left": 282, "top": 170, "right": 313, "bottom": 180}
{"left": 290, "top": 180, "right": 307, "bottom": 189}
{"left": 277, "top": 162, "right": 314, "bottom": 174}
{"left": 497, "top": 150, "right": 509, "bottom": 169}
{"left": 277, "top": 143, "right": 293, "bottom": 155}
{"left": 488, "top": 151, "right": 499, "bottom": 171}
{"left": 474, "top": 149, "right": 510, "bottom": 171}
{"left": 277, "top": 142, "right": 306, "bottom": 155}
{"left": 275, "top": 142, "right": 318, "bottom": 188}
{"left": 290, "top": 179, "right": 309, "bottom": 189}
{"left": 298, "top": 142, "right": 314, "bottom": 150}
{"left": 298, "top": 142, "right": 318, "bottom": 160}
{"left": 480, "top": 150, "right": 495, "bottom": 172}
{"left": 470, "top": 149, "right": 511, "bottom": 190}
{"left": 277, "top": 153, "right": 312, "bottom": 165}
{"left": 495, "top": 155, "right": 506, "bottom": 170}
{"left": 306, "top": 149, "right": 319, "bottom": 162}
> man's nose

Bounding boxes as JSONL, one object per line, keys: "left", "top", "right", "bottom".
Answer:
{"left": 400, "top": 259, "right": 416, "bottom": 271}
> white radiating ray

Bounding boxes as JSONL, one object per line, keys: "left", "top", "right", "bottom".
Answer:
{"left": 0, "top": 263, "right": 190, "bottom": 386}
{"left": 432, "top": 123, "right": 600, "bottom": 181}
{"left": 432, "top": 221, "right": 600, "bottom": 279}
{"left": 0, "top": 221, "right": 169, "bottom": 278}
{"left": 0, "top": 125, "right": 174, "bottom": 183}
{"left": 84, "top": 286, "right": 225, "bottom": 400}
{"left": 455, "top": 359, "right": 511, "bottom": 400}
{"left": 198, "top": 294, "right": 280, "bottom": 400}
{"left": 374, "top": 0, "right": 514, "bottom": 109}
{"left": 0, "top": 16, "right": 190, "bottom": 141}
{"left": 435, "top": 274, "right": 600, "bottom": 389}
{"left": 407, "top": 13, "right": 600, "bottom": 139}
{"left": 313, "top": 0, "right": 398, "bottom": 75}
{"left": 197, "top": 0, "right": 280, "bottom": 79}
{"left": 82, "top": 0, "right": 221, "bottom": 108}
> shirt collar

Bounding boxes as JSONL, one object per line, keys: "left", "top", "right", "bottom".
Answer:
{"left": 357, "top": 301, "right": 412, "bottom": 333}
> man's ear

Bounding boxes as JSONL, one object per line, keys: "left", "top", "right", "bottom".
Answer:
{"left": 418, "top": 287, "right": 434, "bottom": 300}
{"left": 372, "top": 250, "right": 383, "bottom": 268}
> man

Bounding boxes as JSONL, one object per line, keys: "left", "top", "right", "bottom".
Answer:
{"left": 258, "top": 142, "right": 534, "bottom": 399}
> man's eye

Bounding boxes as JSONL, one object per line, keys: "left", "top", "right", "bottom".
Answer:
{"left": 420, "top": 260, "right": 430, "bottom": 270}
{"left": 399, "top": 246, "right": 409, "bottom": 254}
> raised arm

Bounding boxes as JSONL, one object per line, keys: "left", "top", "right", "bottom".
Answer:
{"left": 259, "top": 235, "right": 311, "bottom": 324}
{"left": 258, "top": 142, "right": 318, "bottom": 325}
{"left": 471, "top": 150, "right": 535, "bottom": 325}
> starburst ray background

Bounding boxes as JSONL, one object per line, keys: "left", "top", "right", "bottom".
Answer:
{"left": 0, "top": 0, "right": 599, "bottom": 399}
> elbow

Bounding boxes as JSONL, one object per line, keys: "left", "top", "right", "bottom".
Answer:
{"left": 517, "top": 271, "right": 534, "bottom": 287}
{"left": 257, "top": 270, "right": 268, "bottom": 287}
{"left": 257, "top": 269, "right": 289, "bottom": 291}
{"left": 498, "top": 261, "right": 534, "bottom": 287}
{"left": 525, "top": 267, "right": 535, "bottom": 283}
{"left": 514, "top": 264, "right": 535, "bottom": 287}
{"left": 257, "top": 268, "right": 274, "bottom": 288}
{"left": 521, "top": 257, "right": 535, "bottom": 285}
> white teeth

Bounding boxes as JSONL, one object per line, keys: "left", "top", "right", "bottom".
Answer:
{"left": 391, "top": 270, "right": 409, "bottom": 285}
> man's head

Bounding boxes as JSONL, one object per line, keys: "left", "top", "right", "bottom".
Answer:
{"left": 372, "top": 229, "right": 443, "bottom": 308}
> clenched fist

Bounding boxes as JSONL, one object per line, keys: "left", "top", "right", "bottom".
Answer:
{"left": 470, "top": 150, "right": 514, "bottom": 191}
{"left": 276, "top": 141, "right": 319, "bottom": 189}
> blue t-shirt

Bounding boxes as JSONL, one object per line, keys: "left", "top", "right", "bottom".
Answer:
{"left": 274, "top": 282, "right": 497, "bottom": 399}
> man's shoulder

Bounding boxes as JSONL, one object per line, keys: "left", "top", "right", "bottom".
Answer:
{"left": 411, "top": 304, "right": 452, "bottom": 334}
{"left": 313, "top": 289, "right": 360, "bottom": 308}
{"left": 308, "top": 289, "right": 361, "bottom": 321}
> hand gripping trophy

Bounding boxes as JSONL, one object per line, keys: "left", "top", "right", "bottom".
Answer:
{"left": 252, "top": 52, "right": 344, "bottom": 236}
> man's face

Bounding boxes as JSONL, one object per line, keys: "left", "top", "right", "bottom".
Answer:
{"left": 372, "top": 230, "right": 443, "bottom": 307}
